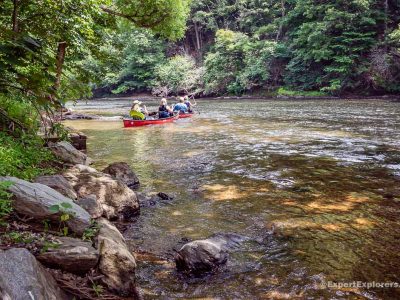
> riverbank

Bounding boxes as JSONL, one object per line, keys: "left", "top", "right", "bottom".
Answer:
{"left": 0, "top": 140, "right": 143, "bottom": 299}
{"left": 90, "top": 91, "right": 400, "bottom": 101}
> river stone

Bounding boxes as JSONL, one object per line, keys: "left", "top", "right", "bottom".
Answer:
{"left": 96, "top": 218, "right": 137, "bottom": 296}
{"left": 37, "top": 236, "right": 99, "bottom": 274}
{"left": 0, "top": 248, "right": 68, "bottom": 300}
{"left": 175, "top": 233, "right": 246, "bottom": 275}
{"left": 35, "top": 175, "right": 77, "bottom": 200}
{"left": 48, "top": 141, "right": 92, "bottom": 165}
{"left": 63, "top": 165, "right": 139, "bottom": 220}
{"left": 0, "top": 176, "right": 91, "bottom": 235}
{"left": 75, "top": 194, "right": 103, "bottom": 218}
{"left": 102, "top": 162, "right": 140, "bottom": 190}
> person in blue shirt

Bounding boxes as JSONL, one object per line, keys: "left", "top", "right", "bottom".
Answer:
{"left": 173, "top": 97, "right": 188, "bottom": 113}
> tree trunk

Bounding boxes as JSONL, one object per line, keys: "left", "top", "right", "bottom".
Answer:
{"left": 194, "top": 22, "right": 201, "bottom": 52}
{"left": 384, "top": 0, "right": 388, "bottom": 52}
{"left": 55, "top": 42, "right": 67, "bottom": 91}
{"left": 275, "top": 0, "right": 285, "bottom": 41}
{"left": 12, "top": 0, "right": 19, "bottom": 32}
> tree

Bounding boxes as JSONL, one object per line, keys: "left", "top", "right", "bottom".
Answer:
{"left": 0, "top": 0, "right": 191, "bottom": 118}
{"left": 153, "top": 55, "right": 204, "bottom": 96}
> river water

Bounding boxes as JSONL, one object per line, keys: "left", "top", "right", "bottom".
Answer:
{"left": 65, "top": 98, "right": 400, "bottom": 299}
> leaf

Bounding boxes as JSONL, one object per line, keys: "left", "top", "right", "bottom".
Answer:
{"left": 60, "top": 202, "right": 73, "bottom": 209}
{"left": 48, "top": 204, "right": 60, "bottom": 213}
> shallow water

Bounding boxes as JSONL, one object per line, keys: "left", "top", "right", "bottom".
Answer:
{"left": 65, "top": 98, "right": 400, "bottom": 299}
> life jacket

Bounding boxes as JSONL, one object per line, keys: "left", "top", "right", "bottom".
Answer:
{"left": 159, "top": 105, "right": 168, "bottom": 112}
{"left": 130, "top": 110, "right": 145, "bottom": 120}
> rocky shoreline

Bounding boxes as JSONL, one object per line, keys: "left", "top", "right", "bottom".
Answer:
{"left": 0, "top": 140, "right": 233, "bottom": 299}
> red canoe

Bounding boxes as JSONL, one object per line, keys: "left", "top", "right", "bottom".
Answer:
{"left": 123, "top": 116, "right": 177, "bottom": 127}
{"left": 178, "top": 113, "right": 195, "bottom": 119}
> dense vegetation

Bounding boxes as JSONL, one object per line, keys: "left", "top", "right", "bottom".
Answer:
{"left": 0, "top": 0, "right": 191, "bottom": 219}
{"left": 90, "top": 0, "right": 400, "bottom": 96}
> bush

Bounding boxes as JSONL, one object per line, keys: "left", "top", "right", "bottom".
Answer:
{"left": 0, "top": 132, "right": 55, "bottom": 180}
{"left": 0, "top": 94, "right": 40, "bottom": 133}
{"left": 276, "top": 87, "right": 327, "bottom": 97}
{"left": 153, "top": 55, "right": 204, "bottom": 96}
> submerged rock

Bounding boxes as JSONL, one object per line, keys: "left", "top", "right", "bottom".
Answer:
{"left": 175, "top": 233, "right": 247, "bottom": 275}
{"left": 64, "top": 165, "right": 139, "bottom": 220}
{"left": 102, "top": 162, "right": 140, "bottom": 190}
{"left": 96, "top": 218, "right": 137, "bottom": 296}
{"left": 0, "top": 177, "right": 90, "bottom": 235}
{"left": 35, "top": 174, "right": 77, "bottom": 200}
{"left": 0, "top": 248, "right": 67, "bottom": 300}
{"left": 48, "top": 141, "right": 92, "bottom": 165}
{"left": 37, "top": 236, "right": 99, "bottom": 274}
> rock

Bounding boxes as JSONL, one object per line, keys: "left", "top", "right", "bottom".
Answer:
{"left": 37, "top": 236, "right": 99, "bottom": 274}
{"left": 157, "top": 192, "right": 173, "bottom": 200}
{"left": 0, "top": 248, "right": 67, "bottom": 300}
{"left": 35, "top": 175, "right": 77, "bottom": 200}
{"left": 0, "top": 176, "right": 90, "bottom": 235}
{"left": 96, "top": 218, "right": 136, "bottom": 296}
{"left": 175, "top": 233, "right": 247, "bottom": 275}
{"left": 48, "top": 141, "right": 92, "bottom": 165}
{"left": 102, "top": 162, "right": 140, "bottom": 190}
{"left": 75, "top": 194, "right": 103, "bottom": 218}
{"left": 63, "top": 113, "right": 100, "bottom": 120}
{"left": 64, "top": 165, "right": 139, "bottom": 220}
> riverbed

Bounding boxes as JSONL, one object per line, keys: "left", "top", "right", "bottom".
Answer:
{"left": 65, "top": 98, "right": 400, "bottom": 299}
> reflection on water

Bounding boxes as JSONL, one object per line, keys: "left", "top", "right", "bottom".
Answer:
{"left": 65, "top": 98, "right": 400, "bottom": 299}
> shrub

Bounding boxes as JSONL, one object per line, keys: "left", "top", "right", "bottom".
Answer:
{"left": 0, "top": 132, "right": 55, "bottom": 180}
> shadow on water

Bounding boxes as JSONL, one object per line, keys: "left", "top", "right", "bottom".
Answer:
{"left": 65, "top": 98, "right": 400, "bottom": 299}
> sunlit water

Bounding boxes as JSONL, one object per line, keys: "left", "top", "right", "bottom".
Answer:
{"left": 65, "top": 98, "right": 400, "bottom": 299}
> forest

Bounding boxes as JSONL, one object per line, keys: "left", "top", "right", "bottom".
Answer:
{"left": 90, "top": 0, "right": 400, "bottom": 97}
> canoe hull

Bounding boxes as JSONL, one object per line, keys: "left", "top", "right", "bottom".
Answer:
{"left": 178, "top": 113, "right": 194, "bottom": 119}
{"left": 123, "top": 116, "right": 177, "bottom": 127}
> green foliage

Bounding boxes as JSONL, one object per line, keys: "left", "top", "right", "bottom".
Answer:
{"left": 40, "top": 241, "right": 61, "bottom": 254}
{"left": 0, "top": 95, "right": 39, "bottom": 133}
{"left": 0, "top": 132, "right": 54, "bottom": 180}
{"left": 204, "top": 29, "right": 276, "bottom": 95}
{"left": 277, "top": 87, "right": 327, "bottom": 97}
{"left": 0, "top": 181, "right": 13, "bottom": 226}
{"left": 2, "top": 231, "right": 35, "bottom": 244}
{"left": 49, "top": 202, "right": 76, "bottom": 236}
{"left": 82, "top": 221, "right": 100, "bottom": 242}
{"left": 92, "top": 283, "right": 104, "bottom": 297}
{"left": 153, "top": 55, "right": 204, "bottom": 95}
{"left": 86, "top": 27, "right": 167, "bottom": 95}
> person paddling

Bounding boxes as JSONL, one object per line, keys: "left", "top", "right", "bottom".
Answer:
{"left": 158, "top": 98, "right": 173, "bottom": 119}
{"left": 184, "top": 95, "right": 196, "bottom": 113}
{"left": 130, "top": 100, "right": 149, "bottom": 120}
{"left": 173, "top": 97, "right": 188, "bottom": 114}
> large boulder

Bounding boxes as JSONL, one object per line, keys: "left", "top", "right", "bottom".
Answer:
{"left": 0, "top": 248, "right": 68, "bottom": 300}
{"left": 35, "top": 175, "right": 77, "bottom": 200}
{"left": 75, "top": 194, "right": 103, "bottom": 219}
{"left": 63, "top": 165, "right": 139, "bottom": 220}
{"left": 175, "top": 233, "right": 246, "bottom": 275}
{"left": 37, "top": 236, "right": 99, "bottom": 274}
{"left": 102, "top": 162, "right": 140, "bottom": 190}
{"left": 48, "top": 141, "right": 92, "bottom": 165}
{"left": 0, "top": 177, "right": 90, "bottom": 235}
{"left": 96, "top": 218, "right": 136, "bottom": 296}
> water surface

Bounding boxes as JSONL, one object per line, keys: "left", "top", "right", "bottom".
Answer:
{"left": 66, "top": 98, "right": 400, "bottom": 299}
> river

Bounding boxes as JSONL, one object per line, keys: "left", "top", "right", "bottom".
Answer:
{"left": 65, "top": 98, "right": 400, "bottom": 299}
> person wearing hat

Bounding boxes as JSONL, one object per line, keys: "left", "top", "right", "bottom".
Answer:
{"left": 130, "top": 100, "right": 149, "bottom": 120}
